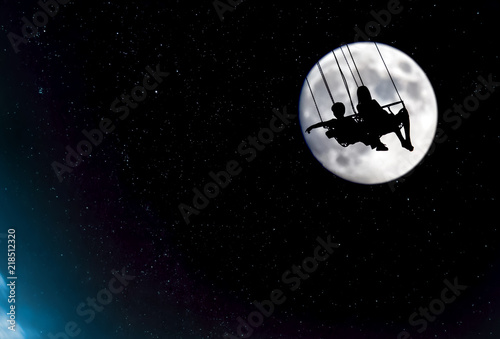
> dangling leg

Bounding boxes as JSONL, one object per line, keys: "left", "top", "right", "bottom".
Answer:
{"left": 378, "top": 110, "right": 413, "bottom": 151}
{"left": 360, "top": 120, "right": 388, "bottom": 150}
{"left": 375, "top": 138, "right": 388, "bottom": 151}
{"left": 396, "top": 108, "right": 413, "bottom": 151}
{"left": 393, "top": 125, "right": 406, "bottom": 146}
{"left": 373, "top": 114, "right": 402, "bottom": 150}
{"left": 364, "top": 135, "right": 387, "bottom": 150}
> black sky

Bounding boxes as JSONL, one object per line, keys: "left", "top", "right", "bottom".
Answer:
{"left": 0, "top": 1, "right": 499, "bottom": 338}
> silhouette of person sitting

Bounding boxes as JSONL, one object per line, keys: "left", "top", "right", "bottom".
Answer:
{"left": 356, "top": 86, "right": 413, "bottom": 151}
{"left": 306, "top": 103, "right": 351, "bottom": 134}
{"left": 305, "top": 102, "right": 385, "bottom": 149}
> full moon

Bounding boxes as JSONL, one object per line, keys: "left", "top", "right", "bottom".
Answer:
{"left": 299, "top": 42, "right": 438, "bottom": 184}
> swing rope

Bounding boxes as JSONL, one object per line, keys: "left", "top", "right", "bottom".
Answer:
{"left": 306, "top": 77, "right": 323, "bottom": 123}
{"left": 332, "top": 50, "right": 357, "bottom": 115}
{"left": 316, "top": 62, "right": 335, "bottom": 104}
{"left": 374, "top": 41, "right": 403, "bottom": 105}
{"left": 340, "top": 46, "right": 359, "bottom": 87}
{"left": 346, "top": 44, "right": 364, "bottom": 86}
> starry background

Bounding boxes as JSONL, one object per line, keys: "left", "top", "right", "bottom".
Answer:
{"left": 0, "top": 0, "right": 499, "bottom": 338}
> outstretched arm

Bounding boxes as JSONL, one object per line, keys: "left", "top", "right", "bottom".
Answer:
{"left": 305, "top": 120, "right": 335, "bottom": 134}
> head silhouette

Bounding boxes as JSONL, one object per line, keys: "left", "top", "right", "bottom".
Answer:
{"left": 357, "top": 86, "right": 372, "bottom": 104}
{"left": 331, "top": 102, "right": 346, "bottom": 119}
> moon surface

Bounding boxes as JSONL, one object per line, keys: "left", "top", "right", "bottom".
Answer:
{"left": 299, "top": 42, "right": 438, "bottom": 184}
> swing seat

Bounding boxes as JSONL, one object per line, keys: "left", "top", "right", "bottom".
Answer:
{"left": 325, "top": 115, "right": 365, "bottom": 147}
{"left": 325, "top": 129, "right": 352, "bottom": 147}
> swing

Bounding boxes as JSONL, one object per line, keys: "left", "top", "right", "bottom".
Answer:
{"left": 305, "top": 42, "right": 412, "bottom": 150}
{"left": 369, "top": 42, "right": 412, "bottom": 147}
{"left": 306, "top": 60, "right": 361, "bottom": 147}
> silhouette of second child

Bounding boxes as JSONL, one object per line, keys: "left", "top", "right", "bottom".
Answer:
{"left": 356, "top": 86, "right": 413, "bottom": 151}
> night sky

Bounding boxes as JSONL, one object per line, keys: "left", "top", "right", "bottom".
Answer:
{"left": 0, "top": 1, "right": 499, "bottom": 338}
